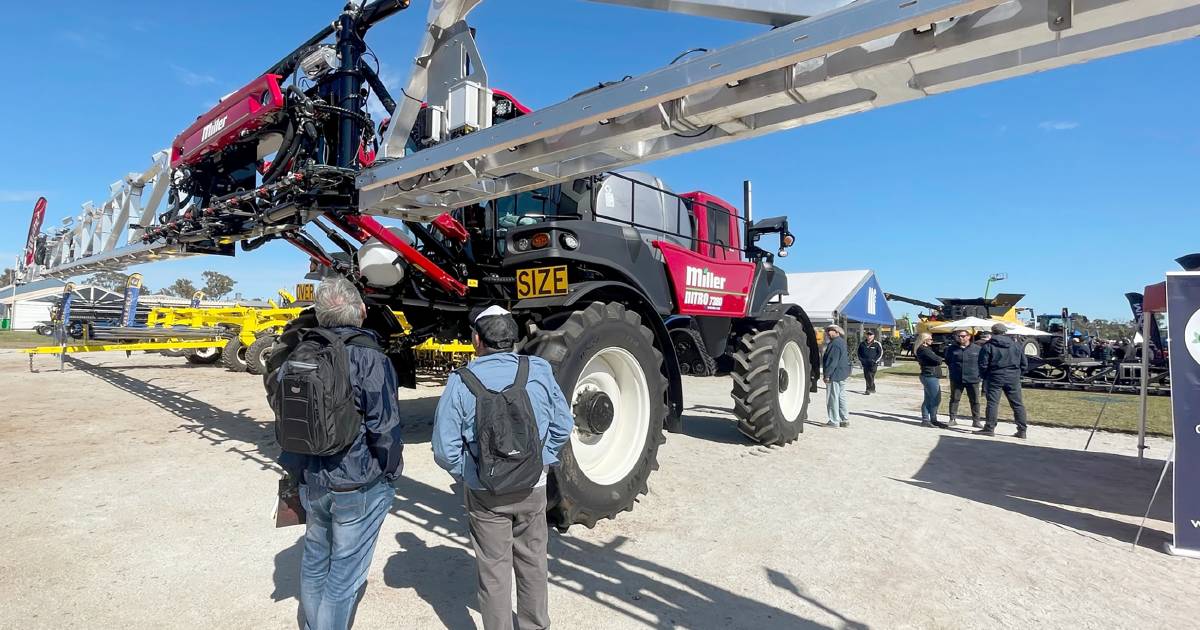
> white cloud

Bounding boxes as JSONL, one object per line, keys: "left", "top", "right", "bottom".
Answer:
{"left": 0, "top": 191, "right": 42, "bottom": 203}
{"left": 172, "top": 64, "right": 217, "bottom": 87}
{"left": 1038, "top": 120, "right": 1080, "bottom": 131}
{"left": 57, "top": 30, "right": 115, "bottom": 57}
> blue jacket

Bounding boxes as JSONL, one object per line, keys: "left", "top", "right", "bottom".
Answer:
{"left": 822, "top": 336, "right": 851, "bottom": 382}
{"left": 278, "top": 327, "right": 404, "bottom": 490}
{"left": 432, "top": 352, "right": 574, "bottom": 490}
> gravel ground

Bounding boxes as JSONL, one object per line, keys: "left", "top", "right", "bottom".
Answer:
{"left": 1, "top": 350, "right": 1196, "bottom": 629}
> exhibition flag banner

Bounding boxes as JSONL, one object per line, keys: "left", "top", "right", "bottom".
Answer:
{"left": 1167, "top": 271, "right": 1200, "bottom": 556}
{"left": 122, "top": 274, "right": 143, "bottom": 327}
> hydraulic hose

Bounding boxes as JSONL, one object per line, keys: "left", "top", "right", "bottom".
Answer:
{"left": 260, "top": 120, "right": 297, "bottom": 185}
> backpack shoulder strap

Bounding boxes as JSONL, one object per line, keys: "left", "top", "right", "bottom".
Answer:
{"left": 303, "top": 327, "right": 344, "bottom": 346}
{"left": 456, "top": 366, "right": 492, "bottom": 397}
{"left": 342, "top": 331, "right": 383, "bottom": 352}
{"left": 511, "top": 355, "right": 530, "bottom": 389}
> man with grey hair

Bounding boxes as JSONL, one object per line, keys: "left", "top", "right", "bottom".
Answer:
{"left": 821, "top": 324, "right": 851, "bottom": 427}
{"left": 977, "top": 322, "right": 1029, "bottom": 438}
{"left": 273, "top": 277, "right": 404, "bottom": 630}
{"left": 433, "top": 305, "right": 573, "bottom": 630}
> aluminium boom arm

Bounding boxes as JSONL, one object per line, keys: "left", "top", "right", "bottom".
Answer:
{"left": 22, "top": 0, "right": 1200, "bottom": 282}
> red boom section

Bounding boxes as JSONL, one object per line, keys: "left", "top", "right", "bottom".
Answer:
{"left": 339, "top": 215, "right": 468, "bottom": 296}
{"left": 171, "top": 74, "right": 285, "bottom": 168}
{"left": 655, "top": 240, "right": 756, "bottom": 317}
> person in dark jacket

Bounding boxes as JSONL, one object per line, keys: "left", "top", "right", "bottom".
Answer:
{"left": 914, "top": 333, "right": 947, "bottom": 428}
{"left": 276, "top": 278, "right": 404, "bottom": 630}
{"left": 822, "top": 324, "right": 851, "bottom": 427}
{"left": 976, "top": 322, "right": 1030, "bottom": 438}
{"left": 943, "top": 329, "right": 982, "bottom": 428}
{"left": 856, "top": 329, "right": 884, "bottom": 394}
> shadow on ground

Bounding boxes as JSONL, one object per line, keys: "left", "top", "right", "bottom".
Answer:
{"left": 70, "top": 355, "right": 861, "bottom": 627}
{"left": 681, "top": 404, "right": 753, "bottom": 445}
{"left": 389, "top": 476, "right": 846, "bottom": 629}
{"left": 899, "top": 434, "right": 1173, "bottom": 550}
{"left": 66, "top": 357, "right": 442, "bottom": 466}
{"left": 66, "top": 356, "right": 282, "bottom": 469}
{"left": 383, "top": 532, "right": 477, "bottom": 629}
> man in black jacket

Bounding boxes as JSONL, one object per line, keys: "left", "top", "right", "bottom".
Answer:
{"left": 856, "top": 329, "right": 884, "bottom": 394}
{"left": 976, "top": 323, "right": 1029, "bottom": 438}
{"left": 275, "top": 278, "right": 404, "bottom": 630}
{"left": 943, "top": 329, "right": 982, "bottom": 428}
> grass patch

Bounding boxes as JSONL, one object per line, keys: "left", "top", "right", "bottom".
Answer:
{"left": 880, "top": 360, "right": 920, "bottom": 377}
{"left": 877, "top": 360, "right": 1173, "bottom": 436}
{"left": 0, "top": 330, "right": 50, "bottom": 349}
{"left": 1016, "top": 389, "right": 1173, "bottom": 436}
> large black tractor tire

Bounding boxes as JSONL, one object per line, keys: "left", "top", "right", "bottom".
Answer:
{"left": 732, "top": 315, "right": 811, "bottom": 446}
{"left": 221, "top": 336, "right": 249, "bottom": 373}
{"left": 245, "top": 335, "right": 277, "bottom": 376}
{"left": 670, "top": 327, "right": 716, "bottom": 377}
{"left": 523, "top": 301, "right": 668, "bottom": 530}
{"left": 185, "top": 346, "right": 222, "bottom": 365}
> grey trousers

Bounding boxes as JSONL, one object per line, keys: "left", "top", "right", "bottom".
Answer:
{"left": 465, "top": 485, "right": 550, "bottom": 630}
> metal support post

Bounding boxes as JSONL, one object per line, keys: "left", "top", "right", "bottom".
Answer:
{"left": 1137, "top": 310, "right": 1152, "bottom": 461}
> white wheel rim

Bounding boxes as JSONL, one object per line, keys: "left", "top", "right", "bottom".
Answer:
{"left": 195, "top": 347, "right": 218, "bottom": 359}
{"left": 570, "top": 347, "right": 650, "bottom": 486}
{"left": 1024, "top": 342, "right": 1039, "bottom": 356}
{"left": 778, "top": 341, "right": 805, "bottom": 422}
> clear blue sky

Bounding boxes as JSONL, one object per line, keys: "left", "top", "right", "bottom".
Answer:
{"left": 2, "top": 1, "right": 1197, "bottom": 318}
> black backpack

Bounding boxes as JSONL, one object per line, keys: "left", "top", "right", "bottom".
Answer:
{"left": 267, "top": 328, "right": 380, "bottom": 456}
{"left": 457, "top": 356, "right": 544, "bottom": 494}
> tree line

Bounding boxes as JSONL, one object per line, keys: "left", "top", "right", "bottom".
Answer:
{"left": 1, "top": 268, "right": 240, "bottom": 300}
{"left": 83, "top": 270, "right": 238, "bottom": 300}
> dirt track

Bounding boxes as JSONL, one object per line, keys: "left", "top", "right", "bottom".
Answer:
{"left": 1, "top": 349, "right": 1196, "bottom": 629}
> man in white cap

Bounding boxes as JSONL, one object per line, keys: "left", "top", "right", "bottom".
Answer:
{"left": 822, "top": 324, "right": 851, "bottom": 427}
{"left": 433, "top": 305, "right": 574, "bottom": 630}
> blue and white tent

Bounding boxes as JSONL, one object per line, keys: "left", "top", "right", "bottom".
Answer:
{"left": 781, "top": 270, "right": 895, "bottom": 327}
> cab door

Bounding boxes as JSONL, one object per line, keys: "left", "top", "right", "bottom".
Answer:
{"left": 681, "top": 192, "right": 742, "bottom": 261}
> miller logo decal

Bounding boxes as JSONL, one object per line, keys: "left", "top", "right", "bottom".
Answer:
{"left": 683, "top": 266, "right": 731, "bottom": 310}
{"left": 201, "top": 115, "right": 229, "bottom": 142}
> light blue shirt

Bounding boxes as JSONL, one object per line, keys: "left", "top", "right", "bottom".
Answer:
{"left": 432, "top": 352, "right": 574, "bottom": 490}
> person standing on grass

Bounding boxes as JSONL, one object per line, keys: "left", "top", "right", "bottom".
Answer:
{"left": 914, "top": 333, "right": 947, "bottom": 428}
{"left": 977, "top": 322, "right": 1030, "bottom": 439}
{"left": 270, "top": 277, "right": 404, "bottom": 630}
{"left": 433, "top": 305, "right": 573, "bottom": 630}
{"left": 943, "top": 328, "right": 982, "bottom": 428}
{"left": 856, "top": 329, "right": 884, "bottom": 395}
{"left": 822, "top": 324, "right": 851, "bottom": 427}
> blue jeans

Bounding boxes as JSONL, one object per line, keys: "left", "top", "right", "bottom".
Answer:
{"left": 919, "top": 375, "right": 942, "bottom": 422}
{"left": 299, "top": 477, "right": 394, "bottom": 630}
{"left": 826, "top": 379, "right": 848, "bottom": 423}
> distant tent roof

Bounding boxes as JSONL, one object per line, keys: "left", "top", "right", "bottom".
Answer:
{"left": 0, "top": 278, "right": 67, "bottom": 306}
{"left": 69, "top": 285, "right": 123, "bottom": 305}
{"left": 782, "top": 270, "right": 896, "bottom": 326}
